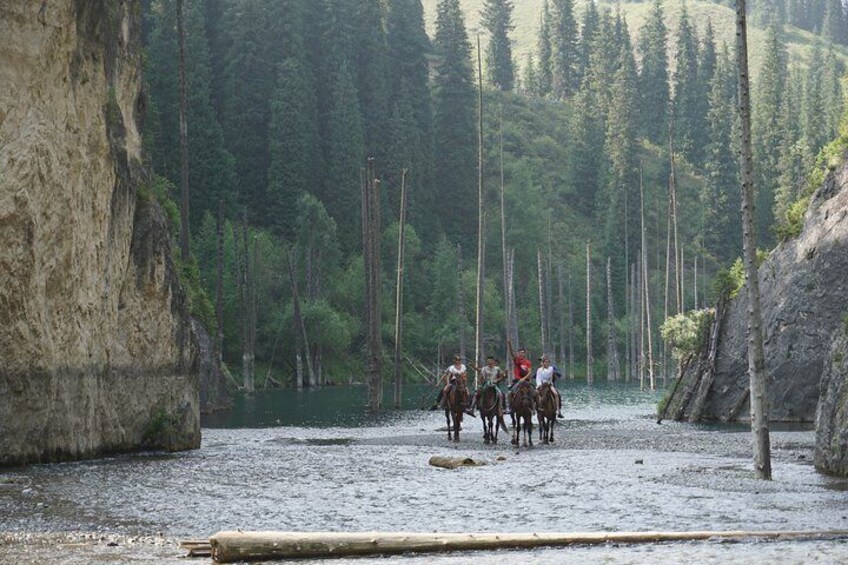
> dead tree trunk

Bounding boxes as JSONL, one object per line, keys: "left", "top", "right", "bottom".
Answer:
{"left": 736, "top": 0, "right": 772, "bottom": 480}
{"left": 499, "top": 104, "right": 510, "bottom": 365}
{"left": 557, "top": 262, "right": 566, "bottom": 370}
{"left": 508, "top": 249, "right": 519, "bottom": 348}
{"left": 628, "top": 261, "right": 636, "bottom": 383}
{"left": 669, "top": 113, "right": 681, "bottom": 315}
{"left": 393, "top": 170, "right": 409, "bottom": 408}
{"left": 241, "top": 216, "right": 255, "bottom": 393}
{"left": 456, "top": 244, "right": 467, "bottom": 362}
{"left": 287, "top": 248, "right": 314, "bottom": 388}
{"left": 538, "top": 249, "right": 547, "bottom": 357}
{"left": 567, "top": 270, "right": 574, "bottom": 379}
{"left": 606, "top": 257, "right": 620, "bottom": 381}
{"left": 214, "top": 201, "right": 224, "bottom": 365}
{"left": 586, "top": 242, "right": 593, "bottom": 384}
{"left": 640, "top": 165, "right": 655, "bottom": 390}
{"left": 474, "top": 33, "right": 485, "bottom": 386}
{"left": 638, "top": 254, "right": 644, "bottom": 389}
{"left": 176, "top": 0, "right": 190, "bottom": 262}
{"left": 624, "top": 172, "right": 631, "bottom": 382}
{"left": 362, "top": 159, "right": 383, "bottom": 412}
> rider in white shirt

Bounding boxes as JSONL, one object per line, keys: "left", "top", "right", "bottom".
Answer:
{"left": 429, "top": 355, "right": 467, "bottom": 410}
{"left": 535, "top": 355, "right": 564, "bottom": 419}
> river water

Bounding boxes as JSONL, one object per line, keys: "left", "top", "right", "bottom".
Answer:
{"left": 1, "top": 382, "right": 847, "bottom": 563}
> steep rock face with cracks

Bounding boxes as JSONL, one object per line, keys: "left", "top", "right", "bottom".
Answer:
{"left": 665, "top": 156, "right": 848, "bottom": 424}
{"left": 0, "top": 1, "right": 212, "bottom": 464}
{"left": 815, "top": 330, "right": 848, "bottom": 477}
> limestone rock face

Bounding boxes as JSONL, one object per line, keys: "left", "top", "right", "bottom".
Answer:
{"left": 815, "top": 330, "right": 848, "bottom": 477}
{"left": 0, "top": 1, "right": 200, "bottom": 464}
{"left": 667, "top": 156, "right": 848, "bottom": 423}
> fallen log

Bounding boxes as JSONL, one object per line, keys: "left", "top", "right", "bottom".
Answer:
{"left": 208, "top": 529, "right": 848, "bottom": 562}
{"left": 428, "top": 456, "right": 485, "bottom": 469}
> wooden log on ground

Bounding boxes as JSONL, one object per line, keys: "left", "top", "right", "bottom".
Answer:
{"left": 428, "top": 456, "right": 485, "bottom": 469}
{"left": 208, "top": 530, "right": 848, "bottom": 563}
{"left": 180, "top": 539, "right": 212, "bottom": 557}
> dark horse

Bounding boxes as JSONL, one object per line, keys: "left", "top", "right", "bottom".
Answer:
{"left": 444, "top": 378, "right": 468, "bottom": 442}
{"left": 478, "top": 384, "right": 507, "bottom": 445}
{"left": 510, "top": 380, "right": 536, "bottom": 448}
{"left": 536, "top": 382, "right": 557, "bottom": 444}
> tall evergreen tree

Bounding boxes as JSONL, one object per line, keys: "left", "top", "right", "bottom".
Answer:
{"left": 482, "top": 0, "right": 515, "bottom": 91}
{"left": 522, "top": 54, "right": 540, "bottom": 97}
{"left": 387, "top": 0, "right": 436, "bottom": 236}
{"left": 324, "top": 61, "right": 366, "bottom": 252}
{"left": 823, "top": 0, "right": 847, "bottom": 44}
{"left": 578, "top": 0, "right": 600, "bottom": 85}
{"left": 775, "top": 66, "right": 806, "bottom": 223}
{"left": 551, "top": 0, "right": 579, "bottom": 98}
{"left": 802, "top": 44, "right": 828, "bottom": 168}
{"left": 637, "top": 0, "right": 670, "bottom": 145}
{"left": 671, "top": 5, "right": 700, "bottom": 165}
{"left": 433, "top": 0, "right": 477, "bottom": 244}
{"left": 267, "top": 56, "right": 319, "bottom": 238}
{"left": 751, "top": 21, "right": 786, "bottom": 245}
{"left": 537, "top": 0, "right": 554, "bottom": 97}
{"left": 702, "top": 43, "right": 740, "bottom": 261}
{"left": 146, "top": 0, "right": 236, "bottom": 231}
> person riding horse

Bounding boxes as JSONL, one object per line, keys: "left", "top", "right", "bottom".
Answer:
{"left": 429, "top": 355, "right": 467, "bottom": 410}
{"left": 466, "top": 356, "right": 507, "bottom": 417}
{"left": 535, "top": 355, "right": 564, "bottom": 419}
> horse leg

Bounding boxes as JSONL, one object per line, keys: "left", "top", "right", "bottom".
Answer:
{"left": 549, "top": 418, "right": 554, "bottom": 443}
{"left": 445, "top": 409, "right": 452, "bottom": 441}
{"left": 527, "top": 416, "right": 534, "bottom": 448}
{"left": 511, "top": 413, "right": 518, "bottom": 445}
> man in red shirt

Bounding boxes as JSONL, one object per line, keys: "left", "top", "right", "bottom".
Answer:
{"left": 506, "top": 341, "right": 532, "bottom": 414}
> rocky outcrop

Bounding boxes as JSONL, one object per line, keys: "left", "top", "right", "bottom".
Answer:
{"left": 666, "top": 155, "right": 848, "bottom": 423}
{"left": 815, "top": 329, "right": 848, "bottom": 477}
{"left": 0, "top": 2, "right": 201, "bottom": 464}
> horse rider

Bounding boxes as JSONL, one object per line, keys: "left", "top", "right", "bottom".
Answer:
{"left": 466, "top": 355, "right": 507, "bottom": 417}
{"left": 505, "top": 341, "right": 533, "bottom": 413}
{"left": 535, "top": 355, "right": 564, "bottom": 419}
{"left": 429, "top": 355, "right": 467, "bottom": 410}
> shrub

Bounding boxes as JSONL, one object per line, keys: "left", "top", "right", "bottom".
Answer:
{"left": 660, "top": 309, "right": 714, "bottom": 361}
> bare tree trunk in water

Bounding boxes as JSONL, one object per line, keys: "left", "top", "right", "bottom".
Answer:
{"left": 628, "top": 261, "right": 636, "bottom": 383}
{"left": 507, "top": 249, "right": 519, "bottom": 348}
{"left": 474, "top": 33, "right": 486, "bottom": 387}
{"left": 638, "top": 254, "right": 644, "bottom": 390}
{"left": 568, "top": 271, "right": 574, "bottom": 379}
{"left": 736, "top": 0, "right": 772, "bottom": 480}
{"left": 456, "top": 244, "right": 466, "bottom": 362}
{"left": 241, "top": 216, "right": 255, "bottom": 393}
{"left": 176, "top": 0, "right": 190, "bottom": 262}
{"left": 362, "top": 160, "right": 383, "bottom": 411}
{"left": 557, "top": 263, "right": 566, "bottom": 369}
{"left": 586, "top": 242, "right": 593, "bottom": 384}
{"left": 641, "top": 167, "right": 655, "bottom": 390}
{"left": 393, "top": 170, "right": 408, "bottom": 408}
{"left": 287, "top": 248, "right": 314, "bottom": 388}
{"left": 499, "top": 104, "right": 510, "bottom": 364}
{"left": 538, "top": 249, "right": 547, "bottom": 357}
{"left": 694, "top": 255, "right": 699, "bottom": 310}
{"left": 215, "top": 201, "right": 224, "bottom": 365}
{"left": 606, "top": 257, "right": 620, "bottom": 381}
{"left": 668, "top": 113, "right": 681, "bottom": 315}
{"left": 624, "top": 175, "right": 630, "bottom": 382}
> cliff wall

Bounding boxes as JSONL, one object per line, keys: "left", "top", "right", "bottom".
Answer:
{"left": 666, "top": 156, "right": 848, "bottom": 423}
{"left": 0, "top": 1, "right": 201, "bottom": 464}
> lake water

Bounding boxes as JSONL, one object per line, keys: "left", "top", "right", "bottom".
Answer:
{"left": 2, "top": 381, "right": 847, "bottom": 563}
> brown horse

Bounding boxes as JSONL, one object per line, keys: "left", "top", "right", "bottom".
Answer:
{"left": 444, "top": 378, "right": 468, "bottom": 442}
{"left": 478, "top": 384, "right": 507, "bottom": 445}
{"left": 536, "top": 382, "right": 557, "bottom": 444}
{"left": 510, "top": 380, "right": 536, "bottom": 448}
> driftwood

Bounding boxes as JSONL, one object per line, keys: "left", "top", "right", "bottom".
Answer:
{"left": 180, "top": 539, "right": 212, "bottom": 557}
{"left": 207, "top": 530, "right": 848, "bottom": 562}
{"left": 428, "top": 456, "right": 485, "bottom": 470}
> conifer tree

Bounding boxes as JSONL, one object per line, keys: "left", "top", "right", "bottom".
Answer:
{"left": 637, "top": 0, "right": 670, "bottom": 145}
{"left": 570, "top": 83, "right": 604, "bottom": 216}
{"left": 751, "top": 21, "right": 786, "bottom": 246}
{"left": 671, "top": 5, "right": 700, "bottom": 165}
{"left": 482, "top": 0, "right": 515, "bottom": 91}
{"left": 522, "top": 54, "right": 540, "bottom": 97}
{"left": 387, "top": 0, "right": 436, "bottom": 233}
{"left": 702, "top": 43, "right": 740, "bottom": 261}
{"left": 775, "top": 66, "right": 806, "bottom": 223}
{"left": 551, "top": 0, "right": 579, "bottom": 98}
{"left": 802, "top": 44, "right": 827, "bottom": 178}
{"left": 267, "top": 56, "right": 319, "bottom": 238}
{"left": 537, "top": 0, "right": 554, "bottom": 97}
{"left": 146, "top": 0, "right": 236, "bottom": 231}
{"left": 324, "top": 61, "right": 366, "bottom": 252}
{"left": 433, "top": 0, "right": 477, "bottom": 244}
{"left": 823, "top": 0, "right": 847, "bottom": 44}
{"left": 578, "top": 0, "right": 600, "bottom": 85}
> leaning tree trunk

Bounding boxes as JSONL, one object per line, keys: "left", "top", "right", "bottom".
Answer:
{"left": 287, "top": 248, "right": 314, "bottom": 389}
{"left": 474, "top": 33, "right": 485, "bottom": 386}
{"left": 176, "top": 0, "right": 190, "bottom": 262}
{"left": 586, "top": 242, "right": 593, "bottom": 384}
{"left": 641, "top": 165, "right": 655, "bottom": 390}
{"left": 736, "top": 0, "right": 772, "bottom": 480}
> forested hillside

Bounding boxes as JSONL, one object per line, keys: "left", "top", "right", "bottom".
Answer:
{"left": 140, "top": 0, "right": 845, "bottom": 389}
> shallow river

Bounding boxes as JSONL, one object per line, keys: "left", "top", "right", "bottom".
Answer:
{"left": 1, "top": 382, "right": 847, "bottom": 563}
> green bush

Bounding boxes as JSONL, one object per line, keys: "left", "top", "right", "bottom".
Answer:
{"left": 174, "top": 255, "right": 217, "bottom": 335}
{"left": 142, "top": 406, "right": 181, "bottom": 448}
{"left": 775, "top": 196, "right": 810, "bottom": 241}
{"left": 661, "top": 309, "right": 714, "bottom": 361}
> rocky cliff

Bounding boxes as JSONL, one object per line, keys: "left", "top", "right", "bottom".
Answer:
{"left": 815, "top": 329, "right": 848, "bottom": 476}
{"left": 665, "top": 154, "right": 848, "bottom": 424}
{"left": 0, "top": 1, "right": 202, "bottom": 464}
